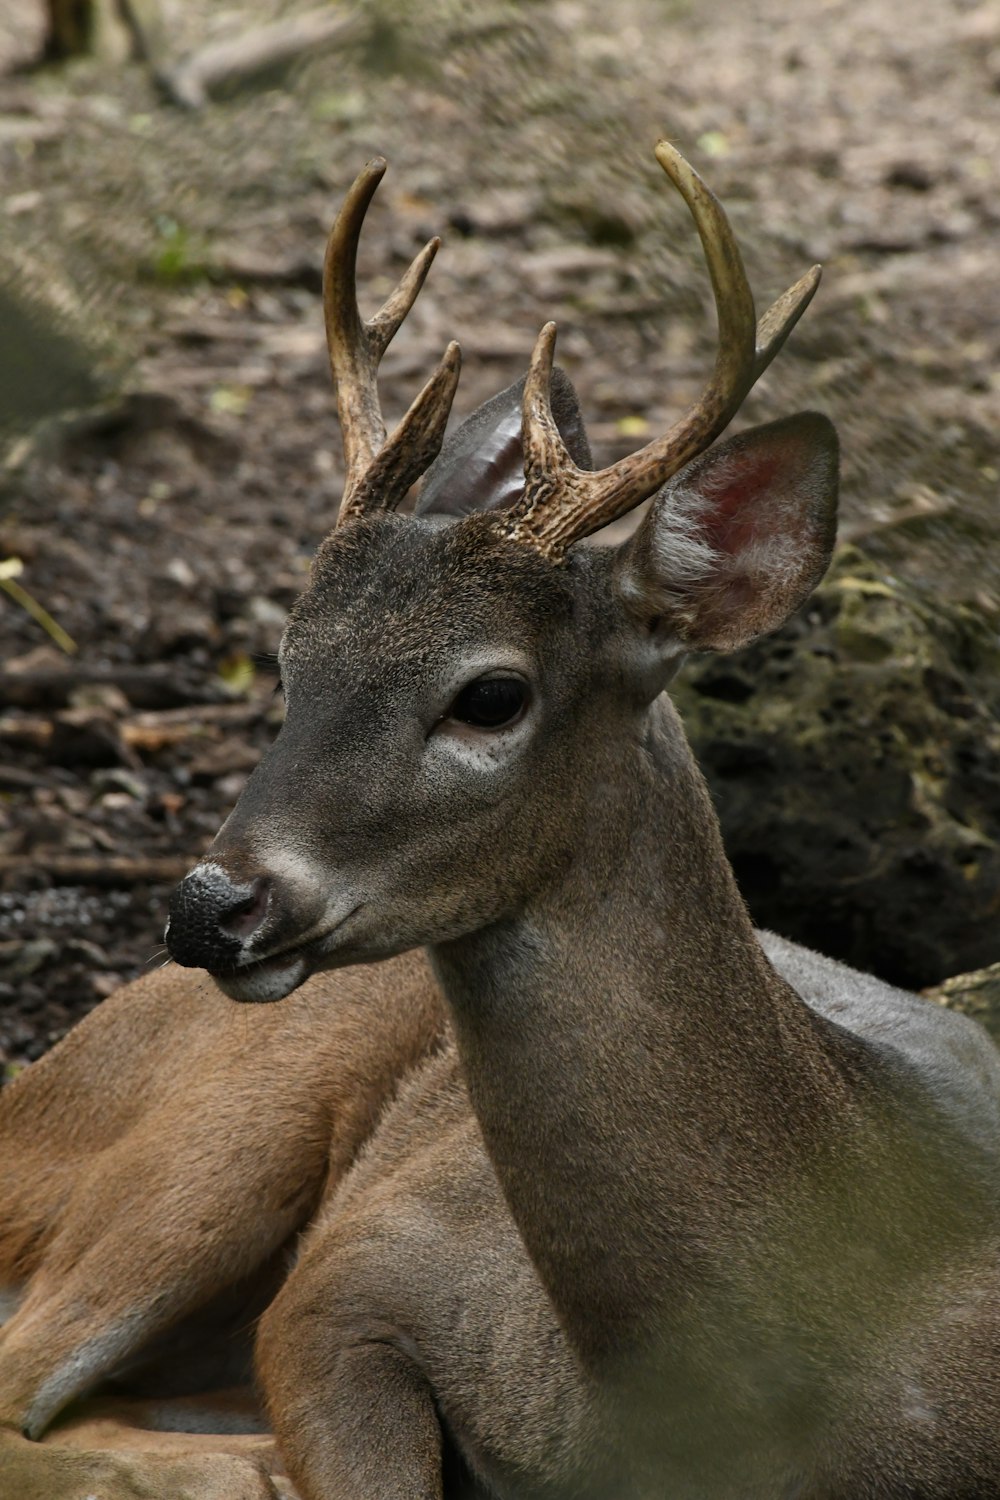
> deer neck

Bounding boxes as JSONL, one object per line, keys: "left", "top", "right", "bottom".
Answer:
{"left": 430, "top": 692, "right": 864, "bottom": 1367}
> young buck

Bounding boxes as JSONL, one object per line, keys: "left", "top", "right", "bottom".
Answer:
{"left": 2, "top": 144, "right": 998, "bottom": 1500}
{"left": 158, "top": 143, "right": 1000, "bottom": 1499}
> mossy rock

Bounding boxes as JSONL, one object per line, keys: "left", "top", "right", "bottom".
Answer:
{"left": 673, "top": 545, "right": 1000, "bottom": 990}
{"left": 924, "top": 965, "right": 1000, "bottom": 1047}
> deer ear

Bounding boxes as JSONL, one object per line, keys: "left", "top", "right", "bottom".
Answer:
{"left": 614, "top": 412, "right": 838, "bottom": 655}
{"left": 415, "top": 367, "right": 592, "bottom": 518}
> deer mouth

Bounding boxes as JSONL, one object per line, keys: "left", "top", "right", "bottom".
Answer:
{"left": 210, "top": 947, "right": 311, "bottom": 1004}
{"left": 209, "top": 902, "right": 365, "bottom": 1004}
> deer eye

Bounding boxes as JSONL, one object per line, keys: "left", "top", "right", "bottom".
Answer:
{"left": 447, "top": 676, "right": 528, "bottom": 730}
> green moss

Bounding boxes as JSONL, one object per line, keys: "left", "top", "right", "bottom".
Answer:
{"left": 925, "top": 966, "right": 1000, "bottom": 1045}
{"left": 673, "top": 543, "right": 1000, "bottom": 989}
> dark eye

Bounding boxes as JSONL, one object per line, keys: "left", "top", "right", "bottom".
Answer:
{"left": 448, "top": 676, "right": 528, "bottom": 730}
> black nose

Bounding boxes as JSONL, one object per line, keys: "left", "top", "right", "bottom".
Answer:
{"left": 166, "top": 866, "right": 271, "bottom": 970}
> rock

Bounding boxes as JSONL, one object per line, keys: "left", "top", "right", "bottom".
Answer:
{"left": 0, "top": 937, "right": 57, "bottom": 980}
{"left": 884, "top": 160, "right": 935, "bottom": 192}
{"left": 674, "top": 545, "right": 1000, "bottom": 991}
{"left": 49, "top": 708, "right": 139, "bottom": 768}
{"left": 924, "top": 965, "right": 1000, "bottom": 1045}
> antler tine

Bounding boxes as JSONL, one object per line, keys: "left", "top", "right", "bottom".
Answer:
{"left": 753, "top": 262, "right": 822, "bottom": 373}
{"left": 323, "top": 156, "right": 459, "bottom": 524}
{"left": 500, "top": 142, "right": 822, "bottom": 559}
{"left": 515, "top": 322, "right": 566, "bottom": 522}
{"left": 341, "top": 339, "right": 463, "bottom": 516}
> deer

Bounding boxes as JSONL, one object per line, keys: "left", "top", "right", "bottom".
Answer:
{"left": 156, "top": 141, "right": 1000, "bottom": 1498}
{"left": 0, "top": 957, "right": 448, "bottom": 1498}
{"left": 1, "top": 141, "right": 998, "bottom": 1500}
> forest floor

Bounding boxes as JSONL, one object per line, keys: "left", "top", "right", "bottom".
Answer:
{"left": 0, "top": 0, "right": 998, "bottom": 1072}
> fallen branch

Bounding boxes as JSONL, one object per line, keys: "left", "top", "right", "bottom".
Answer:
{"left": 0, "top": 765, "right": 47, "bottom": 790}
{"left": 0, "top": 700, "right": 275, "bottom": 762}
{"left": 0, "top": 665, "right": 233, "bottom": 711}
{"left": 122, "top": 702, "right": 273, "bottom": 752}
{"left": 161, "top": 7, "right": 366, "bottom": 109}
{"left": 0, "top": 715, "right": 52, "bottom": 751}
{"left": 125, "top": 701, "right": 275, "bottom": 728}
{"left": 0, "top": 853, "right": 193, "bottom": 885}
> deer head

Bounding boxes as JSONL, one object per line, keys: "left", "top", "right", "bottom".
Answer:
{"left": 165, "top": 144, "right": 838, "bottom": 1002}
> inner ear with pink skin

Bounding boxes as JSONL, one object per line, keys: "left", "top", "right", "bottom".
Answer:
{"left": 613, "top": 411, "right": 839, "bottom": 654}
{"left": 415, "top": 367, "right": 592, "bottom": 519}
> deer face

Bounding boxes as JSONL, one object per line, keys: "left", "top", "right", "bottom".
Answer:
{"left": 164, "top": 145, "right": 839, "bottom": 1001}
{"left": 166, "top": 409, "right": 836, "bottom": 1002}
{"left": 167, "top": 513, "right": 628, "bottom": 1000}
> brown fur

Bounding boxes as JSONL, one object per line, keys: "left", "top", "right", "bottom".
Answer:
{"left": 0, "top": 953, "right": 446, "bottom": 1497}
{"left": 162, "top": 495, "right": 1000, "bottom": 1499}
{"left": 8, "top": 417, "right": 1000, "bottom": 1497}
{"left": 6, "top": 147, "right": 1000, "bottom": 1499}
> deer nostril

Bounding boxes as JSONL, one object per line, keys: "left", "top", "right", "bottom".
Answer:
{"left": 167, "top": 865, "right": 275, "bottom": 969}
{"left": 219, "top": 876, "right": 271, "bottom": 939}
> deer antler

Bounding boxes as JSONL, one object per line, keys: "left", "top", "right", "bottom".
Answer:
{"left": 497, "top": 142, "right": 822, "bottom": 558}
{"left": 324, "top": 157, "right": 462, "bottom": 524}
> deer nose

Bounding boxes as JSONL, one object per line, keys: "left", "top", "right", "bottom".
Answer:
{"left": 165, "top": 865, "right": 271, "bottom": 970}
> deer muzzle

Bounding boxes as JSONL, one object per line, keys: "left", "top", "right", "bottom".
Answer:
{"left": 165, "top": 847, "right": 365, "bottom": 1003}
{"left": 166, "top": 862, "right": 272, "bottom": 968}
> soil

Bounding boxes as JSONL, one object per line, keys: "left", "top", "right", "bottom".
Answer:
{"left": 1, "top": 0, "right": 998, "bottom": 1074}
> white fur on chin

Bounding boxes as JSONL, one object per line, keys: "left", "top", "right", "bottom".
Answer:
{"left": 211, "top": 955, "right": 308, "bottom": 1004}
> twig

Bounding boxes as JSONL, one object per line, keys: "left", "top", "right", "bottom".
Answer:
{"left": 0, "top": 559, "right": 77, "bottom": 654}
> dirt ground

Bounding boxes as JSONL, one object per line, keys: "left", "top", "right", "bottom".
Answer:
{"left": 0, "top": 0, "right": 998, "bottom": 1072}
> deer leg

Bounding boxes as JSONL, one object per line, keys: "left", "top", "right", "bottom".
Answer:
{"left": 0, "top": 1427, "right": 286, "bottom": 1500}
{"left": 0, "top": 1111, "right": 301, "bottom": 1500}
{"left": 0, "top": 1181, "right": 300, "bottom": 1440}
{"left": 0, "top": 1060, "right": 329, "bottom": 1437}
{"left": 0, "top": 1187, "right": 295, "bottom": 1500}
{"left": 256, "top": 1248, "right": 449, "bottom": 1500}
{"left": 264, "top": 1336, "right": 445, "bottom": 1500}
